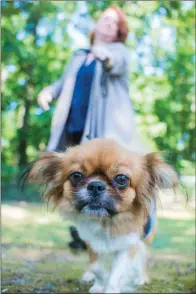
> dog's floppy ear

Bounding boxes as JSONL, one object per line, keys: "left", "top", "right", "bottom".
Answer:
{"left": 19, "top": 152, "right": 64, "bottom": 188}
{"left": 145, "top": 152, "right": 178, "bottom": 189}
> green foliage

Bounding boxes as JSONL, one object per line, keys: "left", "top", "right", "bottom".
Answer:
{"left": 2, "top": 0, "right": 76, "bottom": 167}
{"left": 2, "top": 0, "right": 195, "bottom": 187}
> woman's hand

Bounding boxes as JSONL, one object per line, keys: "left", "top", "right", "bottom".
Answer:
{"left": 37, "top": 87, "right": 53, "bottom": 111}
{"left": 92, "top": 45, "right": 112, "bottom": 70}
{"left": 92, "top": 45, "right": 111, "bottom": 62}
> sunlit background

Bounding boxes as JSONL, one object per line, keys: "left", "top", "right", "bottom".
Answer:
{"left": 1, "top": 1, "right": 195, "bottom": 293}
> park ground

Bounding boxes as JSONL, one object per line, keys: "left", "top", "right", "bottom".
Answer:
{"left": 1, "top": 189, "right": 196, "bottom": 293}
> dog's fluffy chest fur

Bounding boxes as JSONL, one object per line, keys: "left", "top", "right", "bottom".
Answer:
{"left": 75, "top": 216, "right": 140, "bottom": 253}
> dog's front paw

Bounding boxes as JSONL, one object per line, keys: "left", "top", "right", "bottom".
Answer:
{"left": 89, "top": 284, "right": 104, "bottom": 293}
{"left": 81, "top": 271, "right": 95, "bottom": 283}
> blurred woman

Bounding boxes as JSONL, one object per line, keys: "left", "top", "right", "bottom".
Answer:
{"left": 38, "top": 6, "right": 144, "bottom": 251}
{"left": 38, "top": 5, "right": 142, "bottom": 152}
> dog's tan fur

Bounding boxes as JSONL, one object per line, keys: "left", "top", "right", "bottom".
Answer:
{"left": 25, "top": 139, "right": 178, "bottom": 293}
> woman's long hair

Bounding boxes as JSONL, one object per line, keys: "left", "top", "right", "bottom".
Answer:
{"left": 90, "top": 5, "right": 129, "bottom": 44}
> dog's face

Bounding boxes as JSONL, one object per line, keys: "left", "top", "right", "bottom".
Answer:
{"left": 61, "top": 142, "right": 140, "bottom": 217}
{"left": 23, "top": 139, "right": 178, "bottom": 219}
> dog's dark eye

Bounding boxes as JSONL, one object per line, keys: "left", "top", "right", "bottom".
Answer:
{"left": 70, "top": 171, "right": 84, "bottom": 185}
{"left": 113, "top": 174, "right": 130, "bottom": 189}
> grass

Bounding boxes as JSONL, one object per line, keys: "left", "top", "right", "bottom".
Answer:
{"left": 2, "top": 197, "right": 196, "bottom": 293}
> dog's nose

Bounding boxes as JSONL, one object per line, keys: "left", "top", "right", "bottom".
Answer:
{"left": 87, "top": 181, "right": 106, "bottom": 196}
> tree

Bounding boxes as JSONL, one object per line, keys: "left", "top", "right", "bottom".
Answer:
{"left": 2, "top": 0, "right": 76, "bottom": 167}
{"left": 2, "top": 0, "right": 195, "bottom": 182}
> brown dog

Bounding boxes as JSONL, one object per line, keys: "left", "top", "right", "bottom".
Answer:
{"left": 22, "top": 139, "right": 178, "bottom": 293}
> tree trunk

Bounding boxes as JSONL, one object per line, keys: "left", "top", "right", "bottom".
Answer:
{"left": 18, "top": 98, "right": 30, "bottom": 166}
{"left": 18, "top": 16, "right": 39, "bottom": 167}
